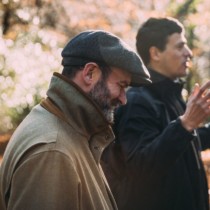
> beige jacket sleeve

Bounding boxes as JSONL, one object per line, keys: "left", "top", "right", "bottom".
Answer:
{"left": 7, "top": 151, "right": 80, "bottom": 210}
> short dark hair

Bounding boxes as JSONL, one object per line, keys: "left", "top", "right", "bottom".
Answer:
{"left": 62, "top": 64, "right": 112, "bottom": 80}
{"left": 62, "top": 66, "right": 83, "bottom": 79}
{"left": 136, "top": 17, "right": 184, "bottom": 66}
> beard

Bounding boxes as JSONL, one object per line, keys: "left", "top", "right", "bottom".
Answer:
{"left": 88, "top": 78, "right": 121, "bottom": 123}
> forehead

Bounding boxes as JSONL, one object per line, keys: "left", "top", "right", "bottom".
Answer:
{"left": 109, "top": 67, "right": 131, "bottom": 83}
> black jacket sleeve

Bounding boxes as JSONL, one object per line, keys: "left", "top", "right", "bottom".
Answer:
{"left": 198, "top": 123, "right": 210, "bottom": 150}
{"left": 113, "top": 88, "right": 195, "bottom": 175}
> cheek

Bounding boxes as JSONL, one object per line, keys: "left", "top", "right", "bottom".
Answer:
{"left": 171, "top": 50, "right": 183, "bottom": 61}
{"left": 108, "top": 86, "right": 120, "bottom": 100}
{"left": 165, "top": 52, "right": 182, "bottom": 68}
{"left": 92, "top": 74, "right": 102, "bottom": 87}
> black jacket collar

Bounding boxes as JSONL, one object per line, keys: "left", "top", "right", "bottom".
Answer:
{"left": 146, "top": 68, "right": 185, "bottom": 99}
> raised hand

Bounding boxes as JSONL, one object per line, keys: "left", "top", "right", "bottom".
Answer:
{"left": 180, "top": 81, "right": 210, "bottom": 132}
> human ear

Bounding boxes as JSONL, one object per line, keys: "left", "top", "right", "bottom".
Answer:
{"left": 149, "top": 46, "right": 161, "bottom": 62}
{"left": 82, "top": 63, "right": 101, "bottom": 86}
{"left": 85, "top": 68, "right": 93, "bottom": 82}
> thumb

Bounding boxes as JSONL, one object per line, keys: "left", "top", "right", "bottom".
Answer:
{"left": 191, "top": 83, "right": 200, "bottom": 97}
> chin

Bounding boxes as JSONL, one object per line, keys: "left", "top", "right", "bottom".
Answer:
{"left": 180, "top": 73, "right": 187, "bottom": 78}
{"left": 178, "top": 69, "right": 188, "bottom": 78}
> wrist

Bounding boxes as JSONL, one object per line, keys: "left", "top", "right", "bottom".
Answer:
{"left": 179, "top": 116, "right": 194, "bottom": 132}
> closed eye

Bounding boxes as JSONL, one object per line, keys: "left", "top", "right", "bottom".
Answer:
{"left": 118, "top": 82, "right": 129, "bottom": 89}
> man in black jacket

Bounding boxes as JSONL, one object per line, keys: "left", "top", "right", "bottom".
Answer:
{"left": 102, "top": 17, "right": 210, "bottom": 210}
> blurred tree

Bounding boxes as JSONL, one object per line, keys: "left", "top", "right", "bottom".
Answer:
{"left": 0, "top": 0, "right": 209, "bottom": 132}
{"left": 0, "top": 0, "right": 65, "bottom": 131}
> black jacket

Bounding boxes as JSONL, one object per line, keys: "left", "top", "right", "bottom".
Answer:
{"left": 102, "top": 69, "right": 210, "bottom": 210}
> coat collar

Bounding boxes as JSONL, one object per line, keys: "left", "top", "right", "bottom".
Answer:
{"left": 146, "top": 68, "right": 185, "bottom": 99}
{"left": 43, "top": 72, "right": 114, "bottom": 141}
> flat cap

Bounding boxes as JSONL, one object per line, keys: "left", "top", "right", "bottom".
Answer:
{"left": 61, "top": 30, "right": 151, "bottom": 86}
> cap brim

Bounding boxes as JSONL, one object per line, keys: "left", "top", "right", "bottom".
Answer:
{"left": 130, "top": 75, "right": 152, "bottom": 87}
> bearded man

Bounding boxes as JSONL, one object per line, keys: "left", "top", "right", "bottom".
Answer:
{"left": 0, "top": 30, "right": 151, "bottom": 210}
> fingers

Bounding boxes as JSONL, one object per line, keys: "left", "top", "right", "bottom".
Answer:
{"left": 192, "top": 83, "right": 200, "bottom": 97}
{"left": 182, "top": 81, "right": 210, "bottom": 131}
{"left": 201, "top": 90, "right": 210, "bottom": 103}
{"left": 196, "top": 80, "right": 210, "bottom": 98}
{"left": 188, "top": 83, "right": 199, "bottom": 101}
{"left": 194, "top": 99, "right": 210, "bottom": 115}
{"left": 194, "top": 87, "right": 210, "bottom": 115}
{"left": 198, "top": 82, "right": 210, "bottom": 111}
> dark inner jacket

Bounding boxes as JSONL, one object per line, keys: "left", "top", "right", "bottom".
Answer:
{"left": 101, "top": 69, "right": 210, "bottom": 210}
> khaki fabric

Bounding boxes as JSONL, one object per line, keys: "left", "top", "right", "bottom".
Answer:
{"left": 0, "top": 73, "right": 117, "bottom": 210}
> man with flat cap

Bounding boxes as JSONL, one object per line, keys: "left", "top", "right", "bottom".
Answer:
{"left": 0, "top": 30, "right": 151, "bottom": 210}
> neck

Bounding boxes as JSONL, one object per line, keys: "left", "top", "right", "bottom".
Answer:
{"left": 147, "top": 64, "right": 175, "bottom": 80}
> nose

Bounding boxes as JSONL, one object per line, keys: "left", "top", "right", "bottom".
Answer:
{"left": 118, "top": 88, "right": 127, "bottom": 105}
{"left": 185, "top": 45, "right": 193, "bottom": 59}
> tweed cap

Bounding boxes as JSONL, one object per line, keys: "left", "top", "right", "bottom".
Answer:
{"left": 61, "top": 30, "right": 151, "bottom": 86}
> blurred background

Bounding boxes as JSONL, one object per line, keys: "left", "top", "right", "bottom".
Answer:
{"left": 0, "top": 0, "right": 210, "bottom": 188}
